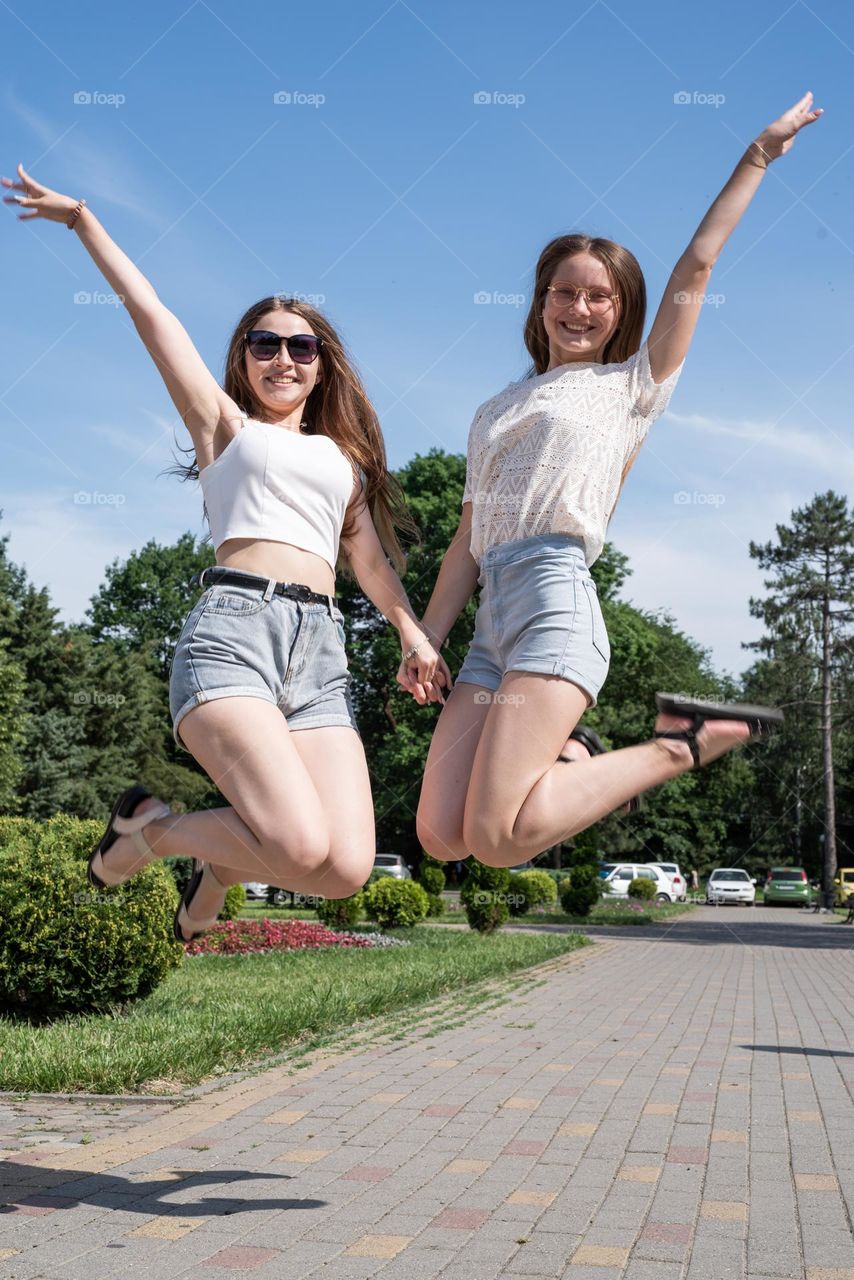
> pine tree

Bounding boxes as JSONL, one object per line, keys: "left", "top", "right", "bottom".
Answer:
{"left": 748, "top": 492, "right": 854, "bottom": 904}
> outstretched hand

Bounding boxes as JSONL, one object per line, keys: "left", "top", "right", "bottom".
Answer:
{"left": 756, "top": 90, "right": 823, "bottom": 163}
{"left": 2, "top": 163, "right": 79, "bottom": 223}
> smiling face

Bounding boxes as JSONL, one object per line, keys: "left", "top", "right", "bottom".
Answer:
{"left": 542, "top": 252, "right": 622, "bottom": 371}
{"left": 243, "top": 308, "right": 322, "bottom": 425}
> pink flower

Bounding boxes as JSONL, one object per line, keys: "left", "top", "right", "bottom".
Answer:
{"left": 184, "top": 918, "right": 374, "bottom": 956}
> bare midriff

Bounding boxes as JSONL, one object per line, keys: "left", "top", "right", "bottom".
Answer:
{"left": 216, "top": 538, "right": 336, "bottom": 596}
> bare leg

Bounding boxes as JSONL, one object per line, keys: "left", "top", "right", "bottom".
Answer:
{"left": 463, "top": 670, "right": 753, "bottom": 865}
{"left": 98, "top": 697, "right": 374, "bottom": 903}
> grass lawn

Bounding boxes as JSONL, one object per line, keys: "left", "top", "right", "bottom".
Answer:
{"left": 0, "top": 926, "right": 587, "bottom": 1096}
{"left": 421, "top": 901, "right": 696, "bottom": 927}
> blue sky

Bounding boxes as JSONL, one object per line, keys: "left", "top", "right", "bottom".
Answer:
{"left": 2, "top": 0, "right": 853, "bottom": 678}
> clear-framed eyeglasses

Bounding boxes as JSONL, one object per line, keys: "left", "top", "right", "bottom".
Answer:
{"left": 545, "top": 283, "right": 620, "bottom": 313}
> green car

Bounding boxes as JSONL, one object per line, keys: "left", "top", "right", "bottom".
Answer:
{"left": 763, "top": 867, "right": 813, "bottom": 907}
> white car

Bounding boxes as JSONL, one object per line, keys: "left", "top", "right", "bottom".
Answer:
{"left": 706, "top": 868, "right": 756, "bottom": 906}
{"left": 601, "top": 863, "right": 673, "bottom": 903}
{"left": 646, "top": 861, "right": 688, "bottom": 902}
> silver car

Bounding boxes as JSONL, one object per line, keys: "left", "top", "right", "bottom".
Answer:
{"left": 373, "top": 853, "right": 411, "bottom": 880}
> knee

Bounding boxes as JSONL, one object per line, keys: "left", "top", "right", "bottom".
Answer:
{"left": 416, "top": 811, "right": 467, "bottom": 863}
{"left": 257, "top": 824, "right": 331, "bottom": 882}
{"left": 462, "top": 810, "right": 524, "bottom": 866}
{"left": 316, "top": 855, "right": 374, "bottom": 900}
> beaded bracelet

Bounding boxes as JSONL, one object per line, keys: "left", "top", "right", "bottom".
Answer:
{"left": 66, "top": 198, "right": 86, "bottom": 230}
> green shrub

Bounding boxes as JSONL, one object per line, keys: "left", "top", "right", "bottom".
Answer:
{"left": 0, "top": 814, "right": 183, "bottom": 1021}
{"left": 368, "top": 867, "right": 395, "bottom": 884}
{"left": 516, "top": 869, "right": 558, "bottom": 910}
{"left": 628, "top": 876, "right": 657, "bottom": 901}
{"left": 507, "top": 873, "right": 531, "bottom": 916}
{"left": 461, "top": 860, "right": 511, "bottom": 933}
{"left": 316, "top": 892, "right": 364, "bottom": 929}
{"left": 425, "top": 892, "right": 445, "bottom": 918}
{"left": 364, "top": 878, "right": 429, "bottom": 928}
{"left": 559, "top": 865, "right": 602, "bottom": 918}
{"left": 418, "top": 859, "right": 446, "bottom": 897}
{"left": 220, "top": 882, "right": 246, "bottom": 920}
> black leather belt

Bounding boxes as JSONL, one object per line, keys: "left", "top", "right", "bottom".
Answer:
{"left": 192, "top": 566, "right": 338, "bottom": 611}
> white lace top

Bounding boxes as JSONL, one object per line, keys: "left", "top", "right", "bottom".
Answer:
{"left": 462, "top": 338, "right": 685, "bottom": 567}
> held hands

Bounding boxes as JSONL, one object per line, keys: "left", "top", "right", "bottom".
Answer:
{"left": 396, "top": 622, "right": 453, "bottom": 707}
{"left": 752, "top": 90, "right": 823, "bottom": 165}
{"left": 2, "top": 163, "right": 80, "bottom": 223}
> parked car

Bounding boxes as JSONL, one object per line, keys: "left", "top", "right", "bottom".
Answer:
{"left": 242, "top": 882, "right": 269, "bottom": 901}
{"left": 833, "top": 867, "right": 854, "bottom": 907}
{"left": 372, "top": 853, "right": 411, "bottom": 880}
{"left": 645, "top": 861, "right": 688, "bottom": 902}
{"left": 706, "top": 868, "right": 756, "bottom": 906}
{"left": 601, "top": 863, "right": 673, "bottom": 903}
{"left": 507, "top": 861, "right": 536, "bottom": 873}
{"left": 763, "top": 867, "right": 813, "bottom": 907}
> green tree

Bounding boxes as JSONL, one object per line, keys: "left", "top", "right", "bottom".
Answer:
{"left": 85, "top": 532, "right": 215, "bottom": 679}
{"left": 747, "top": 492, "right": 854, "bottom": 901}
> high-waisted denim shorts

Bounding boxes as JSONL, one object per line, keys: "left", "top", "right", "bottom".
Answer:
{"left": 454, "top": 532, "right": 610, "bottom": 708}
{"left": 168, "top": 571, "right": 360, "bottom": 751}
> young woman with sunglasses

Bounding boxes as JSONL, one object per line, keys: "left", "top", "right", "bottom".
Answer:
{"left": 407, "top": 92, "right": 821, "bottom": 869}
{"left": 4, "top": 164, "right": 450, "bottom": 940}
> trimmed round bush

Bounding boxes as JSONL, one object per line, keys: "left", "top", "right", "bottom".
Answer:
{"left": 219, "top": 882, "right": 246, "bottom": 920}
{"left": 364, "top": 878, "right": 429, "bottom": 928}
{"left": 515, "top": 869, "right": 558, "bottom": 912}
{"left": 461, "top": 860, "right": 511, "bottom": 933}
{"left": 418, "top": 862, "right": 446, "bottom": 896}
{"left": 425, "top": 892, "right": 445, "bottom": 918}
{"left": 0, "top": 813, "right": 183, "bottom": 1021}
{"left": 316, "top": 891, "right": 364, "bottom": 929}
{"left": 507, "top": 872, "right": 531, "bottom": 916}
{"left": 559, "top": 865, "right": 602, "bottom": 918}
{"left": 628, "top": 876, "right": 657, "bottom": 901}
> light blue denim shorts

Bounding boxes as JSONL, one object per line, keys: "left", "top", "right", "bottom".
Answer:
{"left": 454, "top": 533, "right": 610, "bottom": 707}
{"left": 168, "top": 572, "right": 360, "bottom": 751}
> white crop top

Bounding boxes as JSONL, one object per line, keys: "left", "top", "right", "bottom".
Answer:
{"left": 199, "top": 415, "right": 358, "bottom": 572}
{"left": 462, "top": 338, "right": 685, "bottom": 567}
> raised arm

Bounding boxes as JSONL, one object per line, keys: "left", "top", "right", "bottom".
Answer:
{"left": 646, "top": 90, "right": 823, "bottom": 383}
{"left": 2, "top": 163, "right": 239, "bottom": 439}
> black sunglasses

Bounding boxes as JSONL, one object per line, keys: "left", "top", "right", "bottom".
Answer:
{"left": 245, "top": 330, "right": 323, "bottom": 364}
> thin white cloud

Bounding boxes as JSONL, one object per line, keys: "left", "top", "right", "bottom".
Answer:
{"left": 6, "top": 88, "right": 165, "bottom": 228}
{"left": 667, "top": 409, "right": 854, "bottom": 483}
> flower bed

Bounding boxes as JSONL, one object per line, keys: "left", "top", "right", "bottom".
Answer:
{"left": 185, "top": 918, "right": 380, "bottom": 956}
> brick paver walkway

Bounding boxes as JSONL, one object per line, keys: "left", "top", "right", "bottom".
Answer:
{"left": 1, "top": 906, "right": 853, "bottom": 1279}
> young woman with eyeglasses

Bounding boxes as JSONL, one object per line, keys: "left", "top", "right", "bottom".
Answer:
{"left": 407, "top": 92, "right": 821, "bottom": 870}
{"left": 4, "top": 164, "right": 451, "bottom": 941}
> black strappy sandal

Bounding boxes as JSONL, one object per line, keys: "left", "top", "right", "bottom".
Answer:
{"left": 88, "top": 784, "right": 173, "bottom": 889}
{"left": 173, "top": 859, "right": 229, "bottom": 944}
{"left": 653, "top": 692, "right": 784, "bottom": 769}
{"left": 558, "top": 725, "right": 642, "bottom": 815}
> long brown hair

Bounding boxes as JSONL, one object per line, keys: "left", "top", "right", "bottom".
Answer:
{"left": 163, "top": 295, "right": 420, "bottom": 578}
{"left": 523, "top": 234, "right": 648, "bottom": 520}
